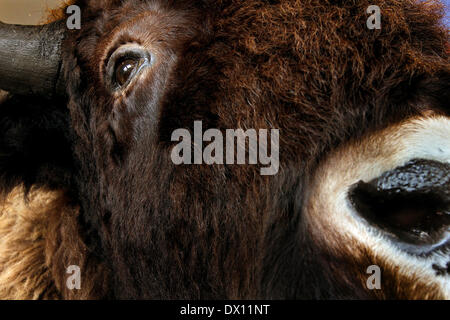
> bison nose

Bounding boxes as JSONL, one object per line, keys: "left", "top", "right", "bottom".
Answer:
{"left": 349, "top": 159, "right": 450, "bottom": 254}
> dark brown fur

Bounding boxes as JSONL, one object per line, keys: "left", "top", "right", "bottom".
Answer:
{"left": 0, "top": 0, "right": 449, "bottom": 299}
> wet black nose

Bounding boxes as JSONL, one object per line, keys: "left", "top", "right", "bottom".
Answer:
{"left": 349, "top": 159, "right": 450, "bottom": 254}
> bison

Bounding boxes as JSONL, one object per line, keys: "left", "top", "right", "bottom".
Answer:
{"left": 0, "top": 0, "right": 449, "bottom": 300}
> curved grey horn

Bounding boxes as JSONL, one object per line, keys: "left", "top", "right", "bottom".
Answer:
{"left": 0, "top": 20, "right": 65, "bottom": 96}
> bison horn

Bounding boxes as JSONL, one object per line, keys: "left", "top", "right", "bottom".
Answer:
{"left": 0, "top": 20, "right": 65, "bottom": 97}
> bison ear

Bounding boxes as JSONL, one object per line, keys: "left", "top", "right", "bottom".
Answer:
{"left": 0, "top": 94, "right": 74, "bottom": 196}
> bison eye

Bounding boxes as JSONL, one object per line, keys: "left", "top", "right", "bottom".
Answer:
{"left": 115, "top": 59, "right": 138, "bottom": 87}
{"left": 105, "top": 44, "right": 152, "bottom": 91}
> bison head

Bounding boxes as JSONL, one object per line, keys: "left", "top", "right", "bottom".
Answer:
{"left": 0, "top": 0, "right": 449, "bottom": 299}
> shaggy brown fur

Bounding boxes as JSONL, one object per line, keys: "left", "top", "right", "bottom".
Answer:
{"left": 0, "top": 187, "right": 108, "bottom": 299}
{"left": 0, "top": 188, "right": 60, "bottom": 299}
{"left": 0, "top": 0, "right": 449, "bottom": 299}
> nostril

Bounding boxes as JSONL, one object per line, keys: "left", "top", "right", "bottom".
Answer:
{"left": 349, "top": 159, "right": 450, "bottom": 253}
